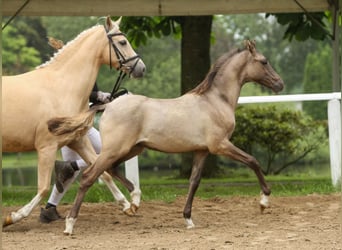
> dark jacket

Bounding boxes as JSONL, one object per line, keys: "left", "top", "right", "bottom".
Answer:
{"left": 89, "top": 83, "right": 99, "bottom": 104}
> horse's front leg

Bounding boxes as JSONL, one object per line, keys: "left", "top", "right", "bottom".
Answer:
{"left": 214, "top": 140, "right": 271, "bottom": 212}
{"left": 183, "top": 150, "right": 208, "bottom": 229}
{"left": 3, "top": 145, "right": 57, "bottom": 227}
{"left": 111, "top": 158, "right": 141, "bottom": 215}
{"left": 110, "top": 147, "right": 144, "bottom": 215}
{"left": 98, "top": 172, "right": 131, "bottom": 213}
{"left": 71, "top": 137, "right": 132, "bottom": 211}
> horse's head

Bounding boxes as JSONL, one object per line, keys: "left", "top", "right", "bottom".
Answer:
{"left": 243, "top": 40, "right": 284, "bottom": 93}
{"left": 104, "top": 16, "right": 146, "bottom": 78}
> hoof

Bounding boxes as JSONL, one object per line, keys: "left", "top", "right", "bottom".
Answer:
{"left": 130, "top": 204, "right": 139, "bottom": 214}
{"left": 185, "top": 218, "right": 195, "bottom": 229}
{"left": 260, "top": 204, "right": 267, "bottom": 213}
{"left": 123, "top": 208, "right": 135, "bottom": 217}
{"left": 64, "top": 216, "right": 76, "bottom": 236}
{"left": 3, "top": 215, "right": 13, "bottom": 227}
{"left": 259, "top": 193, "right": 270, "bottom": 214}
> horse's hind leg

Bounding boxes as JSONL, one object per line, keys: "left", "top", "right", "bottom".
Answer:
{"left": 65, "top": 151, "right": 123, "bottom": 235}
{"left": 183, "top": 150, "right": 208, "bottom": 229}
{"left": 213, "top": 140, "right": 271, "bottom": 211}
{"left": 3, "top": 146, "right": 56, "bottom": 227}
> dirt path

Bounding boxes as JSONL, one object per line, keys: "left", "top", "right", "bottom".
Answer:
{"left": 2, "top": 194, "right": 341, "bottom": 250}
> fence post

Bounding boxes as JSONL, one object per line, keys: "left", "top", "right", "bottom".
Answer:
{"left": 124, "top": 156, "right": 140, "bottom": 188}
{"left": 327, "top": 99, "right": 341, "bottom": 187}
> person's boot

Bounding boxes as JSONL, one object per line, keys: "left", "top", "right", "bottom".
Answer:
{"left": 54, "top": 160, "right": 75, "bottom": 193}
{"left": 39, "top": 206, "right": 62, "bottom": 223}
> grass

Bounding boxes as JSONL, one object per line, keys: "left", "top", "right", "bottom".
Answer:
{"left": 2, "top": 175, "right": 339, "bottom": 206}
{"left": 2, "top": 152, "right": 340, "bottom": 206}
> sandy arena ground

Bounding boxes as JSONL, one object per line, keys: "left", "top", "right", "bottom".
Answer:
{"left": 2, "top": 194, "right": 341, "bottom": 250}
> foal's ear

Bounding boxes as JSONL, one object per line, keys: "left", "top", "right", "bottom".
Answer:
{"left": 245, "top": 40, "right": 256, "bottom": 55}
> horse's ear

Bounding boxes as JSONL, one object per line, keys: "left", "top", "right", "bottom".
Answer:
{"left": 105, "top": 16, "right": 113, "bottom": 31}
{"left": 245, "top": 40, "right": 256, "bottom": 55}
{"left": 114, "top": 16, "right": 122, "bottom": 27}
{"left": 105, "top": 16, "right": 121, "bottom": 35}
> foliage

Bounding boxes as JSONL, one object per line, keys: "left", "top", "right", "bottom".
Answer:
{"left": 231, "top": 105, "right": 328, "bottom": 175}
{"left": 2, "top": 24, "right": 41, "bottom": 74}
{"left": 41, "top": 16, "right": 98, "bottom": 43}
{"left": 212, "top": 14, "right": 329, "bottom": 94}
{"left": 303, "top": 43, "right": 333, "bottom": 119}
{"left": 121, "top": 36, "right": 181, "bottom": 98}
{"left": 119, "top": 16, "right": 181, "bottom": 47}
{"left": 267, "top": 12, "right": 331, "bottom": 41}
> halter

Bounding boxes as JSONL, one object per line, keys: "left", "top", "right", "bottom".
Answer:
{"left": 104, "top": 26, "right": 141, "bottom": 100}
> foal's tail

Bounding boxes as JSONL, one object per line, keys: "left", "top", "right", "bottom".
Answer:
{"left": 47, "top": 104, "right": 106, "bottom": 139}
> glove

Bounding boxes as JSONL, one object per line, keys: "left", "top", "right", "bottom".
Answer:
{"left": 96, "top": 91, "right": 111, "bottom": 103}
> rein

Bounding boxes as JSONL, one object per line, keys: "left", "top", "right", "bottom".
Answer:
{"left": 104, "top": 26, "right": 140, "bottom": 100}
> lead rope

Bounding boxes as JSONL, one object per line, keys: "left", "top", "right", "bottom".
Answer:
{"left": 110, "top": 71, "right": 127, "bottom": 101}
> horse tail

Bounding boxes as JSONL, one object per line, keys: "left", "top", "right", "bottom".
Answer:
{"left": 47, "top": 104, "right": 106, "bottom": 139}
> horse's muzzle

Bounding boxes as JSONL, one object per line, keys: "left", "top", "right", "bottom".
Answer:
{"left": 272, "top": 80, "right": 284, "bottom": 93}
{"left": 130, "top": 60, "right": 146, "bottom": 79}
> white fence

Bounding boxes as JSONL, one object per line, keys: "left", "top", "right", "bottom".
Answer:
{"left": 125, "top": 92, "right": 341, "bottom": 187}
{"left": 238, "top": 92, "right": 341, "bottom": 187}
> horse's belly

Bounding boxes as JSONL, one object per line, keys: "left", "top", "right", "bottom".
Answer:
{"left": 2, "top": 137, "right": 35, "bottom": 152}
{"left": 2, "top": 104, "right": 37, "bottom": 152}
{"left": 2, "top": 125, "right": 36, "bottom": 152}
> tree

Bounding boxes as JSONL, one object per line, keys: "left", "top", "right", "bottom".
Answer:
{"left": 2, "top": 24, "right": 41, "bottom": 74}
{"left": 231, "top": 106, "right": 327, "bottom": 175}
{"left": 267, "top": 12, "right": 331, "bottom": 41}
{"left": 303, "top": 43, "right": 333, "bottom": 119}
{"left": 178, "top": 16, "right": 217, "bottom": 178}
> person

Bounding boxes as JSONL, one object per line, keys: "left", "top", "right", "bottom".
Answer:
{"left": 39, "top": 83, "right": 111, "bottom": 223}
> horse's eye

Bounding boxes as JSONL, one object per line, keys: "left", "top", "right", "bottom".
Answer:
{"left": 260, "top": 59, "right": 268, "bottom": 65}
{"left": 119, "top": 40, "right": 127, "bottom": 46}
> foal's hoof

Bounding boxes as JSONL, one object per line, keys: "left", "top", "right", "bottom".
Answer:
{"left": 259, "top": 193, "right": 270, "bottom": 214}
{"left": 123, "top": 208, "right": 135, "bottom": 217}
{"left": 185, "top": 218, "right": 195, "bottom": 229}
{"left": 130, "top": 204, "right": 139, "bottom": 214}
{"left": 123, "top": 204, "right": 139, "bottom": 217}
{"left": 3, "top": 215, "right": 13, "bottom": 227}
{"left": 260, "top": 204, "right": 267, "bottom": 213}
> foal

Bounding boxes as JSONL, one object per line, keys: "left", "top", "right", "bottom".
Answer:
{"left": 49, "top": 40, "right": 284, "bottom": 235}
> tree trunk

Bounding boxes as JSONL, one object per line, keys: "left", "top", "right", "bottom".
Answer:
{"left": 178, "top": 16, "right": 218, "bottom": 178}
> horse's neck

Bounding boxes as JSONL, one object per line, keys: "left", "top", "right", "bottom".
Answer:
{"left": 210, "top": 54, "right": 248, "bottom": 110}
{"left": 208, "top": 74, "right": 242, "bottom": 111}
{"left": 38, "top": 26, "right": 105, "bottom": 103}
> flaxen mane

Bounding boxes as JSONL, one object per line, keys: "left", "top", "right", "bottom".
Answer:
{"left": 189, "top": 47, "right": 245, "bottom": 95}
{"left": 36, "top": 25, "right": 100, "bottom": 69}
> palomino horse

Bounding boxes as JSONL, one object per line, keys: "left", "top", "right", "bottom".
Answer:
{"left": 2, "top": 16, "right": 145, "bottom": 227}
{"left": 48, "top": 40, "right": 284, "bottom": 235}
